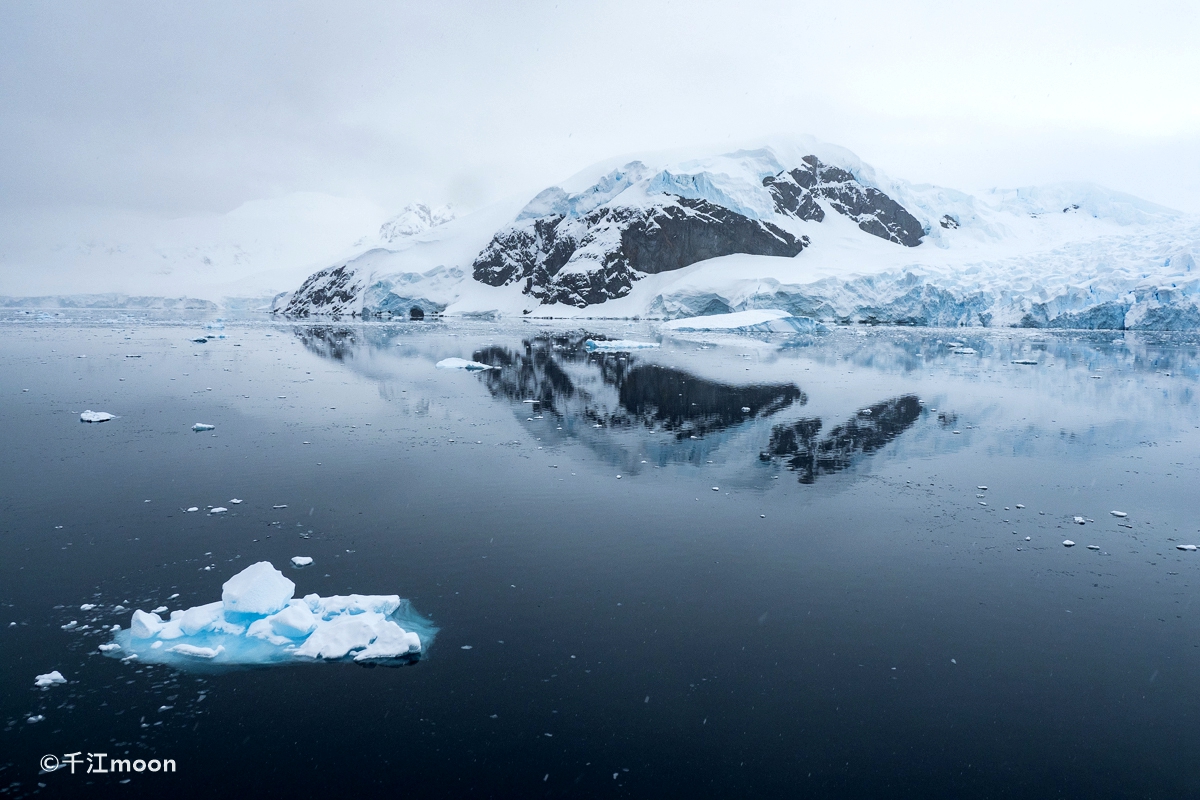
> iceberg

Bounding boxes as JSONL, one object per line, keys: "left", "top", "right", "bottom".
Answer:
{"left": 661, "top": 309, "right": 824, "bottom": 334}
{"left": 105, "top": 562, "right": 436, "bottom": 668}
{"left": 34, "top": 670, "right": 66, "bottom": 687}
{"left": 436, "top": 357, "right": 494, "bottom": 371}
{"left": 80, "top": 410, "right": 115, "bottom": 423}
{"left": 584, "top": 339, "right": 660, "bottom": 351}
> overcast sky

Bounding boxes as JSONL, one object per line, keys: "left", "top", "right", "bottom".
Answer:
{"left": 2, "top": 0, "right": 1198, "bottom": 222}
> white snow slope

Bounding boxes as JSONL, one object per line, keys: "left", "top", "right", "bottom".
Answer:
{"left": 277, "top": 137, "right": 1200, "bottom": 330}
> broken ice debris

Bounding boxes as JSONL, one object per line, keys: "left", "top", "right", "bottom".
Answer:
{"left": 661, "top": 309, "right": 823, "bottom": 333}
{"left": 106, "top": 562, "right": 436, "bottom": 667}
{"left": 80, "top": 603, "right": 96, "bottom": 611}
{"left": 230, "top": 499, "right": 243, "bottom": 504}
{"left": 1177, "top": 545, "right": 1197, "bottom": 552}
{"left": 291, "top": 556, "right": 313, "bottom": 567}
{"left": 584, "top": 339, "right": 659, "bottom": 351}
{"left": 98, "top": 643, "right": 121, "bottom": 652}
{"left": 741, "top": 407, "right": 751, "bottom": 413}
{"left": 209, "top": 507, "right": 228, "bottom": 514}
{"left": 1011, "top": 359, "right": 1039, "bottom": 365}
{"left": 192, "top": 423, "right": 216, "bottom": 432}
{"left": 80, "top": 410, "right": 115, "bottom": 423}
{"left": 1087, "top": 545, "right": 1100, "bottom": 550}
{"left": 186, "top": 507, "right": 199, "bottom": 513}
{"left": 34, "top": 671, "right": 66, "bottom": 687}
{"left": 1073, "top": 516, "right": 1086, "bottom": 525}
{"left": 27, "top": 715, "right": 45, "bottom": 724}
{"left": 952, "top": 347, "right": 977, "bottom": 355}
{"left": 1063, "top": 540, "right": 1076, "bottom": 547}
{"left": 436, "top": 357, "right": 493, "bottom": 371}
{"left": 1110, "top": 511, "right": 1128, "bottom": 518}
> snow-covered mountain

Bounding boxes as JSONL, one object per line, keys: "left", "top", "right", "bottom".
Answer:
{"left": 378, "top": 203, "right": 455, "bottom": 243}
{"left": 277, "top": 138, "right": 1200, "bottom": 330}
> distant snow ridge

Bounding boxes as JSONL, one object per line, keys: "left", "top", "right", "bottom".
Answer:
{"left": 106, "top": 561, "right": 436, "bottom": 667}
{"left": 379, "top": 203, "right": 455, "bottom": 243}
{"left": 277, "top": 139, "right": 1200, "bottom": 329}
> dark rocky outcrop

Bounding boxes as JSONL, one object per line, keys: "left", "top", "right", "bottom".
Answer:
{"left": 763, "top": 156, "right": 925, "bottom": 247}
{"left": 473, "top": 198, "right": 807, "bottom": 307}
{"left": 282, "top": 265, "right": 361, "bottom": 316}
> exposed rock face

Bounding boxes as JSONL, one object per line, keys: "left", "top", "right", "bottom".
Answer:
{"left": 281, "top": 264, "right": 365, "bottom": 316}
{"left": 763, "top": 156, "right": 925, "bottom": 246}
{"left": 473, "top": 198, "right": 807, "bottom": 307}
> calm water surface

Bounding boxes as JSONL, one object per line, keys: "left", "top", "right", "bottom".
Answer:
{"left": 2, "top": 313, "right": 1200, "bottom": 798}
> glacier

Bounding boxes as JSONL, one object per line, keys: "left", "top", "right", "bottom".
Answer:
{"left": 107, "top": 561, "right": 436, "bottom": 668}
{"left": 272, "top": 137, "right": 1200, "bottom": 330}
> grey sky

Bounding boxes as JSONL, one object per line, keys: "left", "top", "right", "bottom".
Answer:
{"left": 2, "top": 0, "right": 1198, "bottom": 221}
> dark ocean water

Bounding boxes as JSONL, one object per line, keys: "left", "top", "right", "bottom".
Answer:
{"left": 3, "top": 313, "right": 1200, "bottom": 798}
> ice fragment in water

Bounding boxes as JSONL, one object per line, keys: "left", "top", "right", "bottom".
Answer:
{"left": 34, "top": 671, "right": 66, "bottom": 687}
{"left": 1073, "top": 516, "right": 1086, "bottom": 525}
{"left": 291, "top": 556, "right": 313, "bottom": 567}
{"left": 80, "top": 603, "right": 96, "bottom": 611}
{"left": 230, "top": 499, "right": 243, "bottom": 504}
{"left": 106, "top": 563, "right": 435, "bottom": 668}
{"left": 222, "top": 561, "right": 294, "bottom": 615}
{"left": 1063, "top": 540, "right": 1075, "bottom": 547}
{"left": 98, "top": 643, "right": 121, "bottom": 652}
{"left": 1177, "top": 545, "right": 1197, "bottom": 551}
{"left": 1087, "top": 545, "right": 1100, "bottom": 550}
{"left": 209, "top": 507, "right": 227, "bottom": 514}
{"left": 27, "top": 715, "right": 45, "bottom": 723}
{"left": 1011, "top": 359, "right": 1039, "bottom": 365}
{"left": 1110, "top": 510, "right": 1127, "bottom": 518}
{"left": 192, "top": 423, "right": 215, "bottom": 432}
{"left": 584, "top": 339, "right": 659, "bottom": 351}
{"left": 436, "top": 357, "right": 494, "bottom": 371}
{"left": 80, "top": 410, "right": 115, "bottom": 423}
{"left": 186, "top": 507, "right": 199, "bottom": 512}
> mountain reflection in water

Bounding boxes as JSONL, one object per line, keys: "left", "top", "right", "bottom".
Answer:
{"left": 473, "top": 334, "right": 804, "bottom": 441}
{"left": 761, "top": 395, "right": 923, "bottom": 483}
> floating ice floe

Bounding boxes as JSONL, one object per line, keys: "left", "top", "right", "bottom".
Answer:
{"left": 1177, "top": 545, "right": 1197, "bottom": 552}
{"left": 291, "top": 556, "right": 313, "bottom": 567}
{"left": 192, "top": 423, "right": 216, "bottom": 432}
{"left": 209, "top": 507, "right": 228, "bottom": 515}
{"left": 80, "top": 410, "right": 115, "bottom": 423}
{"left": 1010, "top": 359, "right": 1039, "bottom": 365}
{"left": 27, "top": 715, "right": 44, "bottom": 724}
{"left": 98, "top": 643, "right": 121, "bottom": 652}
{"left": 105, "top": 561, "right": 436, "bottom": 668}
{"left": 436, "top": 358, "right": 494, "bottom": 371}
{"left": 1110, "top": 510, "right": 1128, "bottom": 518}
{"left": 34, "top": 671, "right": 66, "bottom": 687}
{"left": 1063, "top": 540, "right": 1076, "bottom": 547}
{"left": 584, "top": 339, "right": 660, "bottom": 351}
{"left": 952, "top": 347, "right": 977, "bottom": 355}
{"left": 661, "top": 309, "right": 823, "bottom": 334}
{"left": 1087, "top": 545, "right": 1101, "bottom": 550}
{"left": 230, "top": 499, "right": 243, "bottom": 504}
{"left": 1073, "top": 516, "right": 1086, "bottom": 525}
{"left": 80, "top": 603, "right": 96, "bottom": 611}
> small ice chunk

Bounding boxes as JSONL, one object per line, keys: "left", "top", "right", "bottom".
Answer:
{"left": 291, "top": 556, "right": 313, "bottom": 567}
{"left": 130, "top": 610, "right": 164, "bottom": 639}
{"left": 1063, "top": 540, "right": 1075, "bottom": 547}
{"left": 1110, "top": 511, "right": 1128, "bottom": 518}
{"left": 1016, "top": 504, "right": 1025, "bottom": 509}
{"left": 1073, "top": 516, "right": 1086, "bottom": 525}
{"left": 167, "top": 643, "right": 225, "bottom": 659}
{"left": 34, "top": 670, "right": 66, "bottom": 687}
{"left": 98, "top": 643, "right": 121, "bottom": 652}
{"left": 230, "top": 499, "right": 243, "bottom": 504}
{"left": 1087, "top": 545, "right": 1100, "bottom": 550}
{"left": 80, "top": 410, "right": 115, "bottom": 423}
{"left": 712, "top": 487, "right": 719, "bottom": 492}
{"left": 222, "top": 562, "right": 295, "bottom": 616}
{"left": 1177, "top": 545, "right": 1197, "bottom": 551}
{"left": 977, "top": 486, "right": 988, "bottom": 490}
{"left": 273, "top": 504, "right": 288, "bottom": 509}
{"left": 436, "top": 358, "right": 494, "bottom": 371}
{"left": 186, "top": 507, "right": 199, "bottom": 513}
{"left": 209, "top": 507, "right": 228, "bottom": 514}
{"left": 151, "top": 605, "right": 168, "bottom": 614}
{"left": 179, "top": 602, "right": 224, "bottom": 636}
{"left": 584, "top": 339, "right": 659, "bottom": 351}
{"left": 191, "top": 423, "right": 216, "bottom": 432}
{"left": 80, "top": 603, "right": 96, "bottom": 611}
{"left": 27, "top": 715, "right": 45, "bottom": 723}
{"left": 60, "top": 620, "right": 77, "bottom": 630}
{"left": 1011, "top": 359, "right": 1039, "bottom": 365}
